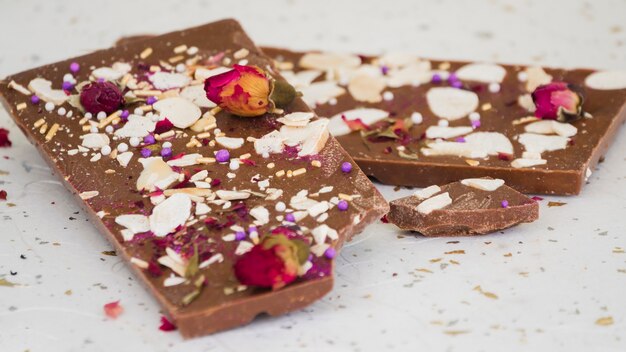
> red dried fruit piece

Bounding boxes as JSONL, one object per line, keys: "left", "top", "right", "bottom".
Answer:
{"left": 103, "top": 300, "right": 124, "bottom": 319}
{"left": 0, "top": 190, "right": 7, "bottom": 201}
{"left": 79, "top": 81, "right": 125, "bottom": 114}
{"left": 159, "top": 316, "right": 177, "bottom": 331}
{"left": 0, "top": 128, "right": 11, "bottom": 148}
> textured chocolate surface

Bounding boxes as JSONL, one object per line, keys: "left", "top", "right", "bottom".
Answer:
{"left": 388, "top": 178, "right": 538, "bottom": 237}
{"left": 0, "top": 20, "right": 388, "bottom": 338}
{"left": 263, "top": 48, "right": 626, "bottom": 195}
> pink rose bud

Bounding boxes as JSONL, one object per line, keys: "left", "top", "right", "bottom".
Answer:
{"left": 531, "top": 81, "right": 584, "bottom": 122}
{"left": 204, "top": 65, "right": 296, "bottom": 117}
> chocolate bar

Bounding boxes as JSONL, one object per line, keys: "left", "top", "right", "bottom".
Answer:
{"left": 263, "top": 48, "right": 626, "bottom": 195}
{"left": 0, "top": 20, "right": 388, "bottom": 338}
{"left": 388, "top": 178, "right": 538, "bottom": 236}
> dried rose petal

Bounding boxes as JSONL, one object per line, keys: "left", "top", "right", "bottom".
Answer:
{"left": 0, "top": 128, "right": 11, "bottom": 148}
{"left": 103, "top": 300, "right": 124, "bottom": 319}
{"left": 154, "top": 118, "right": 174, "bottom": 134}
{"left": 79, "top": 81, "right": 125, "bottom": 114}
{"left": 341, "top": 115, "right": 370, "bottom": 132}
{"left": 531, "top": 81, "right": 583, "bottom": 122}
{"left": 0, "top": 190, "right": 7, "bottom": 201}
{"left": 159, "top": 316, "right": 177, "bottom": 331}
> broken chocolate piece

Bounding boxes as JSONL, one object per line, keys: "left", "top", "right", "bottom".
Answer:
{"left": 388, "top": 178, "right": 538, "bottom": 236}
{"left": 0, "top": 19, "right": 388, "bottom": 338}
{"left": 263, "top": 48, "right": 626, "bottom": 195}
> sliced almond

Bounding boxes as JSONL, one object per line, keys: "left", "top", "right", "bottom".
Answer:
{"left": 180, "top": 84, "right": 215, "bottom": 108}
{"left": 417, "top": 192, "right": 452, "bottom": 214}
{"left": 328, "top": 108, "right": 389, "bottom": 136}
{"left": 518, "top": 133, "right": 568, "bottom": 153}
{"left": 136, "top": 157, "right": 180, "bottom": 191}
{"left": 511, "top": 158, "right": 547, "bottom": 168}
{"left": 215, "top": 136, "right": 244, "bottom": 149}
{"left": 149, "top": 193, "right": 191, "bottom": 237}
{"left": 166, "top": 153, "right": 203, "bottom": 167}
{"left": 149, "top": 72, "right": 191, "bottom": 90}
{"left": 413, "top": 185, "right": 441, "bottom": 200}
{"left": 426, "top": 87, "right": 479, "bottom": 121}
{"left": 28, "top": 78, "right": 68, "bottom": 105}
{"left": 281, "top": 70, "right": 322, "bottom": 88}
{"left": 524, "top": 67, "right": 553, "bottom": 92}
{"left": 153, "top": 97, "right": 201, "bottom": 129}
{"left": 455, "top": 63, "right": 506, "bottom": 83}
{"left": 254, "top": 130, "right": 285, "bottom": 155}
{"left": 524, "top": 120, "right": 577, "bottom": 137}
{"left": 348, "top": 74, "right": 385, "bottom": 103}
{"left": 114, "top": 114, "right": 156, "bottom": 138}
{"left": 460, "top": 178, "right": 505, "bottom": 191}
{"left": 81, "top": 133, "right": 110, "bottom": 149}
{"left": 585, "top": 70, "right": 626, "bottom": 90}
{"left": 299, "top": 52, "right": 361, "bottom": 70}
{"left": 299, "top": 81, "right": 346, "bottom": 107}
{"left": 216, "top": 190, "right": 250, "bottom": 201}
{"left": 279, "top": 118, "right": 330, "bottom": 157}
{"left": 425, "top": 126, "right": 473, "bottom": 139}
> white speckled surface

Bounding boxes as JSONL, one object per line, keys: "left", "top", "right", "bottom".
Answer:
{"left": 1, "top": 1, "right": 625, "bottom": 351}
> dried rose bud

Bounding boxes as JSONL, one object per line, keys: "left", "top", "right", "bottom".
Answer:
{"left": 79, "top": 81, "right": 125, "bottom": 114}
{"left": 531, "top": 82, "right": 583, "bottom": 122}
{"left": 234, "top": 234, "right": 309, "bottom": 290}
{"left": 204, "top": 65, "right": 296, "bottom": 117}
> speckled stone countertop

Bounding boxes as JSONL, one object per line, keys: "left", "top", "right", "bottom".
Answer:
{"left": 1, "top": 1, "right": 625, "bottom": 351}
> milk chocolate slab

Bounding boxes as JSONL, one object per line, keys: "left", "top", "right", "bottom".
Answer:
{"left": 0, "top": 19, "right": 388, "bottom": 338}
{"left": 388, "top": 178, "right": 538, "bottom": 237}
{"left": 263, "top": 48, "right": 626, "bottom": 195}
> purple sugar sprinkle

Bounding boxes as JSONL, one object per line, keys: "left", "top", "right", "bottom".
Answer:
{"left": 381, "top": 65, "right": 389, "bottom": 75}
{"left": 146, "top": 96, "right": 157, "bottom": 105}
{"left": 431, "top": 73, "right": 442, "bottom": 83}
{"left": 324, "top": 247, "right": 337, "bottom": 259}
{"left": 61, "top": 81, "right": 74, "bottom": 91}
{"left": 143, "top": 134, "right": 156, "bottom": 145}
{"left": 120, "top": 110, "right": 130, "bottom": 120}
{"left": 501, "top": 200, "right": 509, "bottom": 208}
{"left": 451, "top": 80, "right": 463, "bottom": 88}
{"left": 30, "top": 95, "right": 40, "bottom": 104}
{"left": 160, "top": 147, "right": 172, "bottom": 158}
{"left": 337, "top": 200, "right": 349, "bottom": 211}
{"left": 235, "top": 231, "right": 246, "bottom": 241}
{"left": 69, "top": 62, "right": 80, "bottom": 73}
{"left": 285, "top": 213, "right": 296, "bottom": 223}
{"left": 140, "top": 148, "right": 152, "bottom": 158}
{"left": 215, "top": 149, "right": 230, "bottom": 163}
{"left": 455, "top": 137, "right": 466, "bottom": 143}
{"left": 248, "top": 226, "right": 258, "bottom": 234}
{"left": 341, "top": 161, "right": 352, "bottom": 173}
{"left": 471, "top": 120, "right": 482, "bottom": 129}
{"left": 447, "top": 73, "right": 458, "bottom": 82}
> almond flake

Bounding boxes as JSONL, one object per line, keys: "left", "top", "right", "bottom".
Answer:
{"left": 461, "top": 178, "right": 505, "bottom": 191}
{"left": 524, "top": 67, "right": 553, "bottom": 92}
{"left": 299, "top": 81, "right": 346, "bottom": 107}
{"left": 149, "top": 72, "right": 191, "bottom": 90}
{"left": 199, "top": 253, "right": 224, "bottom": 269}
{"left": 417, "top": 192, "right": 452, "bottom": 214}
{"left": 216, "top": 190, "right": 250, "bottom": 201}
{"left": 149, "top": 193, "right": 191, "bottom": 237}
{"left": 413, "top": 185, "right": 441, "bottom": 200}
{"left": 518, "top": 133, "right": 569, "bottom": 153}
{"left": 194, "top": 66, "right": 231, "bottom": 81}
{"left": 28, "top": 78, "right": 67, "bottom": 105}
{"left": 524, "top": 120, "right": 577, "bottom": 137}
{"left": 166, "top": 153, "right": 203, "bottom": 167}
{"left": 116, "top": 151, "right": 133, "bottom": 167}
{"left": 280, "top": 118, "right": 330, "bottom": 156}
{"left": 426, "top": 87, "right": 479, "bottom": 121}
{"left": 115, "top": 214, "right": 150, "bottom": 236}
{"left": 585, "top": 70, "right": 626, "bottom": 90}
{"left": 136, "top": 157, "right": 180, "bottom": 191}
{"left": 281, "top": 70, "right": 322, "bottom": 88}
{"left": 426, "top": 126, "right": 473, "bottom": 139}
{"left": 153, "top": 97, "right": 201, "bottom": 129}
{"left": 511, "top": 158, "right": 547, "bottom": 168}
{"left": 181, "top": 84, "right": 215, "bottom": 108}
{"left": 215, "top": 136, "right": 244, "bottom": 149}
{"left": 81, "top": 133, "right": 110, "bottom": 149}
{"left": 79, "top": 191, "right": 99, "bottom": 200}
{"left": 299, "top": 52, "right": 361, "bottom": 70}
{"left": 328, "top": 108, "right": 389, "bottom": 136}
{"left": 348, "top": 74, "right": 385, "bottom": 103}
{"left": 455, "top": 63, "right": 506, "bottom": 83}
{"left": 276, "top": 112, "right": 315, "bottom": 127}
{"left": 250, "top": 206, "right": 270, "bottom": 225}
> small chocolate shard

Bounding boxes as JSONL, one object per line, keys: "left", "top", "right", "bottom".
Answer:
{"left": 388, "top": 178, "right": 538, "bottom": 237}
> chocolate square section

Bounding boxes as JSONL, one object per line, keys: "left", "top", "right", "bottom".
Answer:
{"left": 0, "top": 20, "right": 388, "bottom": 338}
{"left": 388, "top": 178, "right": 538, "bottom": 237}
{"left": 263, "top": 48, "right": 626, "bottom": 195}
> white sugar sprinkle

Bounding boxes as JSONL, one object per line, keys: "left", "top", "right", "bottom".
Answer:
{"left": 45, "top": 102, "right": 55, "bottom": 111}
{"left": 117, "top": 143, "right": 128, "bottom": 152}
{"left": 101, "top": 145, "right": 112, "bottom": 156}
{"left": 488, "top": 82, "right": 501, "bottom": 93}
{"left": 411, "top": 112, "right": 423, "bottom": 124}
{"left": 129, "top": 137, "right": 140, "bottom": 147}
{"left": 275, "top": 202, "right": 286, "bottom": 212}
